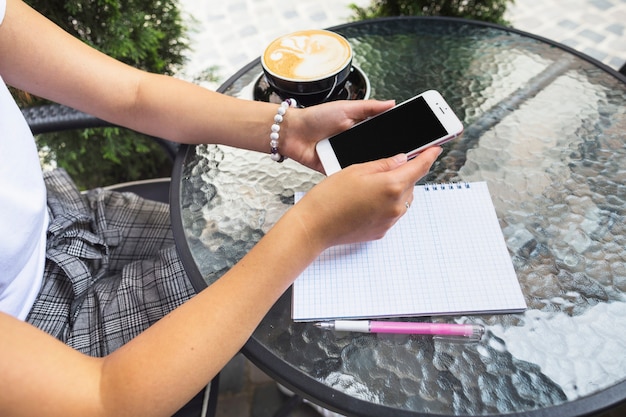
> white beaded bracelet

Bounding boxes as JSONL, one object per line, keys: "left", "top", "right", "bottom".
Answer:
{"left": 270, "top": 98, "right": 297, "bottom": 162}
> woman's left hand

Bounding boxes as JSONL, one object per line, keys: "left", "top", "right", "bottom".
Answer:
{"left": 281, "top": 99, "right": 395, "bottom": 173}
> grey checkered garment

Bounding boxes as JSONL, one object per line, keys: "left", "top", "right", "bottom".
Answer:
{"left": 26, "top": 169, "right": 196, "bottom": 357}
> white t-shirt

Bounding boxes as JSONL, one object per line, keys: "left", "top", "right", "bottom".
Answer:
{"left": 0, "top": 0, "right": 48, "bottom": 320}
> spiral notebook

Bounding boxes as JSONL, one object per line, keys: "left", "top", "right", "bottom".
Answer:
{"left": 292, "top": 181, "right": 526, "bottom": 321}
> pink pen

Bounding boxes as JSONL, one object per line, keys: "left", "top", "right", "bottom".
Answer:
{"left": 315, "top": 320, "right": 484, "bottom": 341}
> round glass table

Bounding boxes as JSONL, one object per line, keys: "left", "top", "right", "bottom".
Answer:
{"left": 171, "top": 17, "right": 626, "bottom": 417}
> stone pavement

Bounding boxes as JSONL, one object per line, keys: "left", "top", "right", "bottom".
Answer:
{"left": 177, "top": 0, "right": 626, "bottom": 90}
{"left": 172, "top": 1, "right": 626, "bottom": 416}
{"left": 176, "top": 0, "right": 370, "bottom": 89}
{"left": 505, "top": 0, "right": 626, "bottom": 71}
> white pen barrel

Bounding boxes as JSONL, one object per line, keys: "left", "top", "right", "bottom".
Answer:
{"left": 334, "top": 320, "right": 371, "bottom": 332}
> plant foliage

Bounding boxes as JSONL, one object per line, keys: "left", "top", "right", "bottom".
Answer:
{"left": 27, "top": 0, "right": 188, "bottom": 73}
{"left": 350, "top": 0, "right": 513, "bottom": 25}
{"left": 19, "top": 0, "right": 191, "bottom": 189}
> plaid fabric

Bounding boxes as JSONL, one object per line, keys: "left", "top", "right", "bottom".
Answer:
{"left": 26, "top": 169, "right": 196, "bottom": 357}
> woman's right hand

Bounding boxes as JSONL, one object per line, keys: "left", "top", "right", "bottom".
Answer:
{"left": 291, "top": 146, "right": 442, "bottom": 252}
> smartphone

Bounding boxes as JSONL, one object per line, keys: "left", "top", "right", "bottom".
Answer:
{"left": 316, "top": 90, "right": 464, "bottom": 175}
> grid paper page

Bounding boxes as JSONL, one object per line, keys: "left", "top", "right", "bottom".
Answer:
{"left": 292, "top": 182, "right": 526, "bottom": 321}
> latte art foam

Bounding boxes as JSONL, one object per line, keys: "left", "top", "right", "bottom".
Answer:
{"left": 263, "top": 30, "right": 352, "bottom": 81}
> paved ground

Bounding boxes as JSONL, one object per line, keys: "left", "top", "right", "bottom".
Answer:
{"left": 177, "top": 0, "right": 626, "bottom": 90}
{"left": 506, "top": 0, "right": 626, "bottom": 70}
{"left": 173, "top": 1, "right": 626, "bottom": 416}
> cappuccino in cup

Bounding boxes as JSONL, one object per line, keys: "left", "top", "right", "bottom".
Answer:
{"left": 261, "top": 30, "right": 353, "bottom": 106}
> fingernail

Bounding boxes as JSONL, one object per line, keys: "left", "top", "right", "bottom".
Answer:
{"left": 393, "top": 153, "right": 408, "bottom": 164}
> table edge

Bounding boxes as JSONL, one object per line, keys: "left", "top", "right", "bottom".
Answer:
{"left": 170, "top": 144, "right": 209, "bottom": 294}
{"left": 169, "top": 15, "right": 626, "bottom": 417}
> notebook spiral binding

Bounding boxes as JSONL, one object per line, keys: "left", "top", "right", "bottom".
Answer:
{"left": 424, "top": 182, "right": 471, "bottom": 191}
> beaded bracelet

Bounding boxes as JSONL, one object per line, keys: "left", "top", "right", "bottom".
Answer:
{"left": 270, "top": 98, "right": 297, "bottom": 162}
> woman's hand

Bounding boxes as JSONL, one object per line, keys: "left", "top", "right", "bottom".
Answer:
{"left": 290, "top": 146, "right": 442, "bottom": 252}
{"left": 281, "top": 100, "right": 396, "bottom": 172}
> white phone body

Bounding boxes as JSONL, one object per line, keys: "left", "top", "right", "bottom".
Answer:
{"left": 316, "top": 90, "right": 464, "bottom": 175}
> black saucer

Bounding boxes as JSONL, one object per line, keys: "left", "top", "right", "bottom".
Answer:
{"left": 253, "top": 65, "right": 371, "bottom": 106}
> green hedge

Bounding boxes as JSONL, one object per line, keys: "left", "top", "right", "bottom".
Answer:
{"left": 19, "top": 0, "right": 190, "bottom": 189}
{"left": 350, "top": 0, "right": 513, "bottom": 25}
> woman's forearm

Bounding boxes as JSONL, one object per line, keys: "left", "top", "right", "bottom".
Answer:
{"left": 0, "top": 0, "right": 281, "bottom": 154}
{"left": 0, "top": 206, "right": 321, "bottom": 417}
{"left": 127, "top": 73, "right": 280, "bottom": 151}
{"left": 97, "top": 206, "right": 322, "bottom": 417}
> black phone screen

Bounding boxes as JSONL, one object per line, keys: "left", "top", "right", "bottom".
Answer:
{"left": 329, "top": 96, "right": 447, "bottom": 167}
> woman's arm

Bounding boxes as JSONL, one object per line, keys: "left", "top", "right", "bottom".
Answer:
{"left": 0, "top": 0, "right": 394, "bottom": 170}
{"left": 0, "top": 0, "right": 273, "bottom": 148}
{"left": 0, "top": 148, "right": 442, "bottom": 417}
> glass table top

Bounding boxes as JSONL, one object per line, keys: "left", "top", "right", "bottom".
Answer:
{"left": 172, "top": 17, "right": 626, "bottom": 417}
